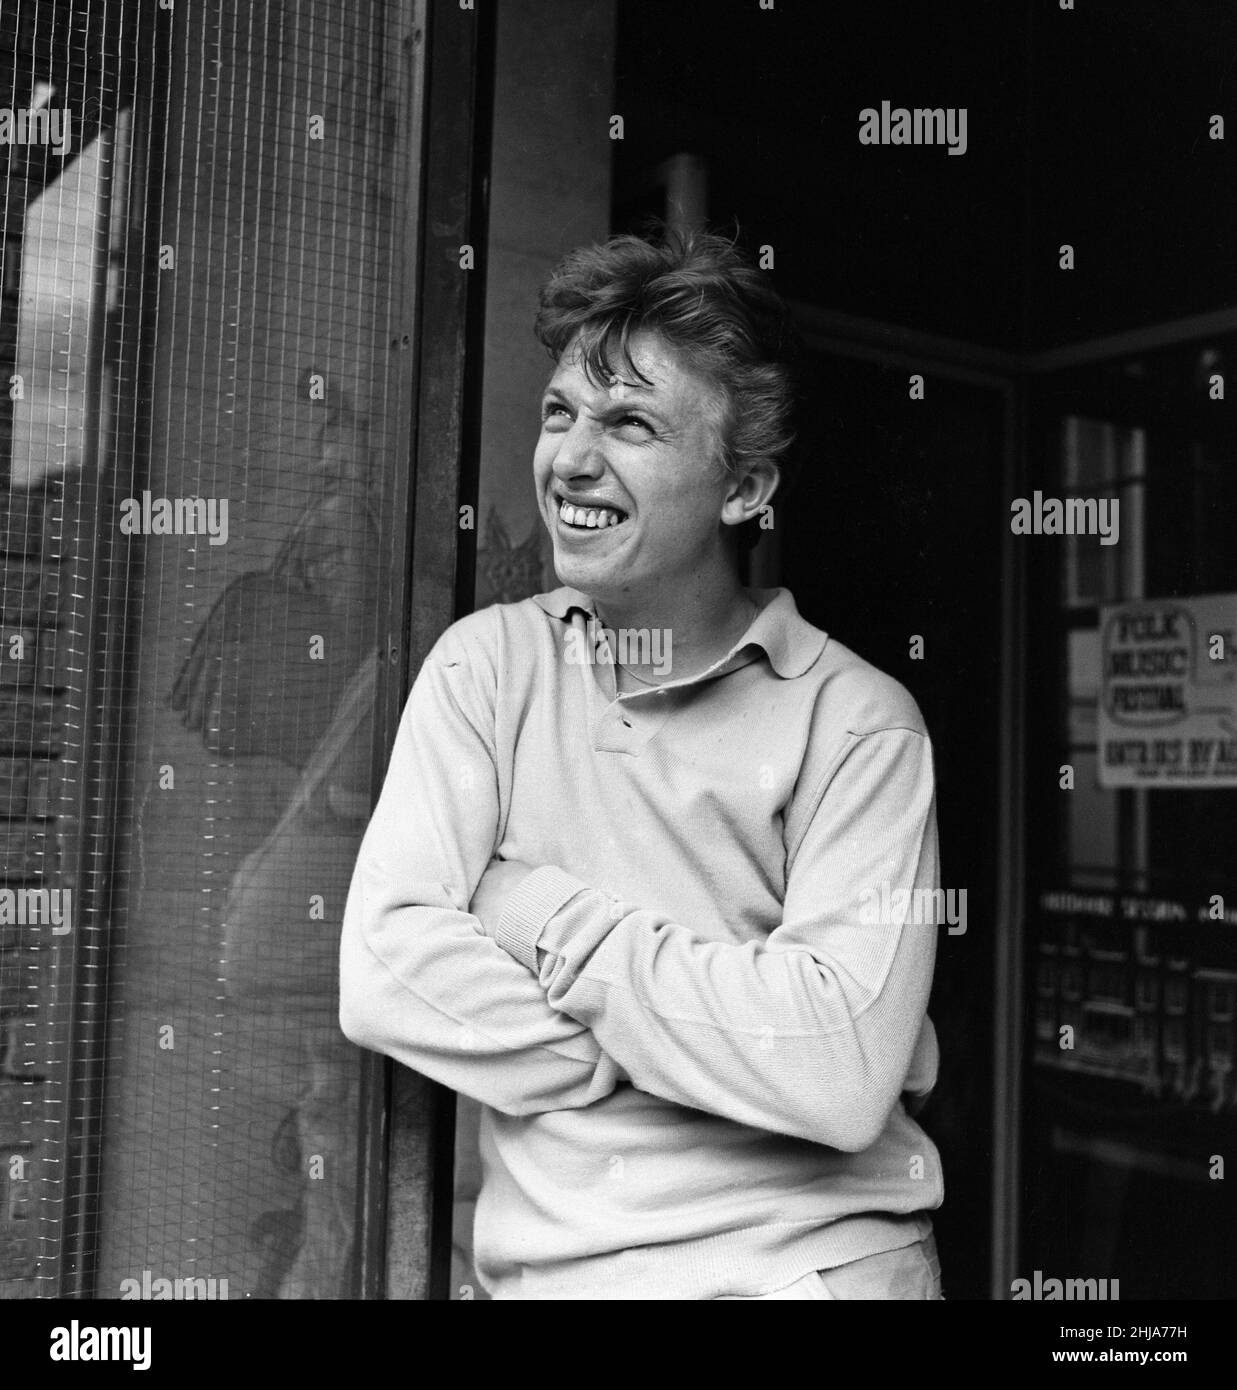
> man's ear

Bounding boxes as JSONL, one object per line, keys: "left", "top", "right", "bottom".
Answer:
{"left": 720, "top": 458, "right": 780, "bottom": 530}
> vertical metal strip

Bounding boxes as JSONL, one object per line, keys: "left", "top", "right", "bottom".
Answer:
{"left": 387, "top": 0, "right": 494, "bottom": 1303}
{"left": 52, "top": 118, "right": 119, "bottom": 1300}
{"left": 433, "top": 0, "right": 495, "bottom": 1303}
{"left": 991, "top": 376, "right": 1029, "bottom": 1299}
{"left": 350, "top": 0, "right": 431, "bottom": 1302}
{"left": 55, "top": 0, "right": 175, "bottom": 1300}
{"left": 991, "top": 0, "right": 1037, "bottom": 1301}
{"left": 351, "top": 0, "right": 433, "bottom": 1301}
{"left": 356, "top": 0, "right": 494, "bottom": 1302}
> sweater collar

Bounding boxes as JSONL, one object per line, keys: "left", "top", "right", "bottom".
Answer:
{"left": 529, "top": 584, "right": 827, "bottom": 679}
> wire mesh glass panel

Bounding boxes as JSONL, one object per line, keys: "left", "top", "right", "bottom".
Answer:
{"left": 1, "top": 0, "right": 422, "bottom": 1299}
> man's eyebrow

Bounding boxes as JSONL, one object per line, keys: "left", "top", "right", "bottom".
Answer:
{"left": 595, "top": 396, "right": 668, "bottom": 431}
{"left": 605, "top": 399, "right": 666, "bottom": 425}
{"left": 541, "top": 382, "right": 667, "bottom": 424}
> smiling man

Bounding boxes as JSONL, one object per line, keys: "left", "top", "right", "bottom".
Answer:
{"left": 340, "top": 229, "right": 945, "bottom": 1300}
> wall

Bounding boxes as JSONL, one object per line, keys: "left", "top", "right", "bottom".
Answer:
{"left": 471, "top": 0, "right": 616, "bottom": 610}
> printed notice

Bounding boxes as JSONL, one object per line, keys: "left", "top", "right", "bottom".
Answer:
{"left": 1098, "top": 594, "right": 1237, "bottom": 788}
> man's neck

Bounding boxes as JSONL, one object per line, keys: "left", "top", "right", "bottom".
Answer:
{"left": 590, "top": 573, "right": 757, "bottom": 684}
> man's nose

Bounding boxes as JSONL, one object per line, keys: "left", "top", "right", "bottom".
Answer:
{"left": 550, "top": 417, "right": 605, "bottom": 480}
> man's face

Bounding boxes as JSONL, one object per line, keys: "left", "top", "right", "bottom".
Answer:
{"left": 534, "top": 329, "right": 737, "bottom": 605}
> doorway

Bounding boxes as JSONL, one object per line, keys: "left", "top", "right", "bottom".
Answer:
{"left": 779, "top": 335, "right": 1017, "bottom": 1300}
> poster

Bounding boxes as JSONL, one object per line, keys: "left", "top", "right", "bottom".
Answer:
{"left": 1098, "top": 594, "right": 1237, "bottom": 788}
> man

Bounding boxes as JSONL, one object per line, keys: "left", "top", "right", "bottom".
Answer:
{"left": 340, "top": 229, "right": 944, "bottom": 1300}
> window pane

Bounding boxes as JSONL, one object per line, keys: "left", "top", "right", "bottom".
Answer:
{"left": 1, "top": 0, "right": 419, "bottom": 1299}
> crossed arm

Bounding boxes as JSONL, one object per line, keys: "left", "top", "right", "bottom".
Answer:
{"left": 339, "top": 618, "right": 940, "bottom": 1148}
{"left": 339, "top": 623, "right": 623, "bottom": 1116}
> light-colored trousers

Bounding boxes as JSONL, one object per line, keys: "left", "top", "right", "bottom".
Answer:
{"left": 717, "top": 1234, "right": 944, "bottom": 1300}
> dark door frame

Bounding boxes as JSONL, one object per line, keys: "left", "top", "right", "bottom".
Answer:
{"left": 352, "top": 0, "right": 495, "bottom": 1301}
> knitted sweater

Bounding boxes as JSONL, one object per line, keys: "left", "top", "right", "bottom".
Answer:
{"left": 339, "top": 585, "right": 944, "bottom": 1299}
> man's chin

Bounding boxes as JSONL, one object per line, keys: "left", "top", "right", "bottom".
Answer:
{"left": 552, "top": 550, "right": 624, "bottom": 602}
{"left": 553, "top": 553, "right": 601, "bottom": 592}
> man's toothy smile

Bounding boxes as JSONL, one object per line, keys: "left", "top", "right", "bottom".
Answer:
{"left": 555, "top": 493, "right": 629, "bottom": 530}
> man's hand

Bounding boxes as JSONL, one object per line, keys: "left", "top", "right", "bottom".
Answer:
{"left": 469, "top": 857, "right": 537, "bottom": 937}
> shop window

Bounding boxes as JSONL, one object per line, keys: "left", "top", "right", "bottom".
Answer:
{"left": 1024, "top": 340, "right": 1237, "bottom": 1298}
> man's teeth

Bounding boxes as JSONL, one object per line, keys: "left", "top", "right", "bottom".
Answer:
{"left": 559, "top": 500, "right": 624, "bottom": 528}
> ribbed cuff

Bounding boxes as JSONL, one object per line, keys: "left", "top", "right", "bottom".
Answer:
{"left": 494, "top": 865, "right": 591, "bottom": 972}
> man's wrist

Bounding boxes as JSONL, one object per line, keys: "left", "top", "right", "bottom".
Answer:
{"left": 493, "top": 864, "right": 591, "bottom": 971}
